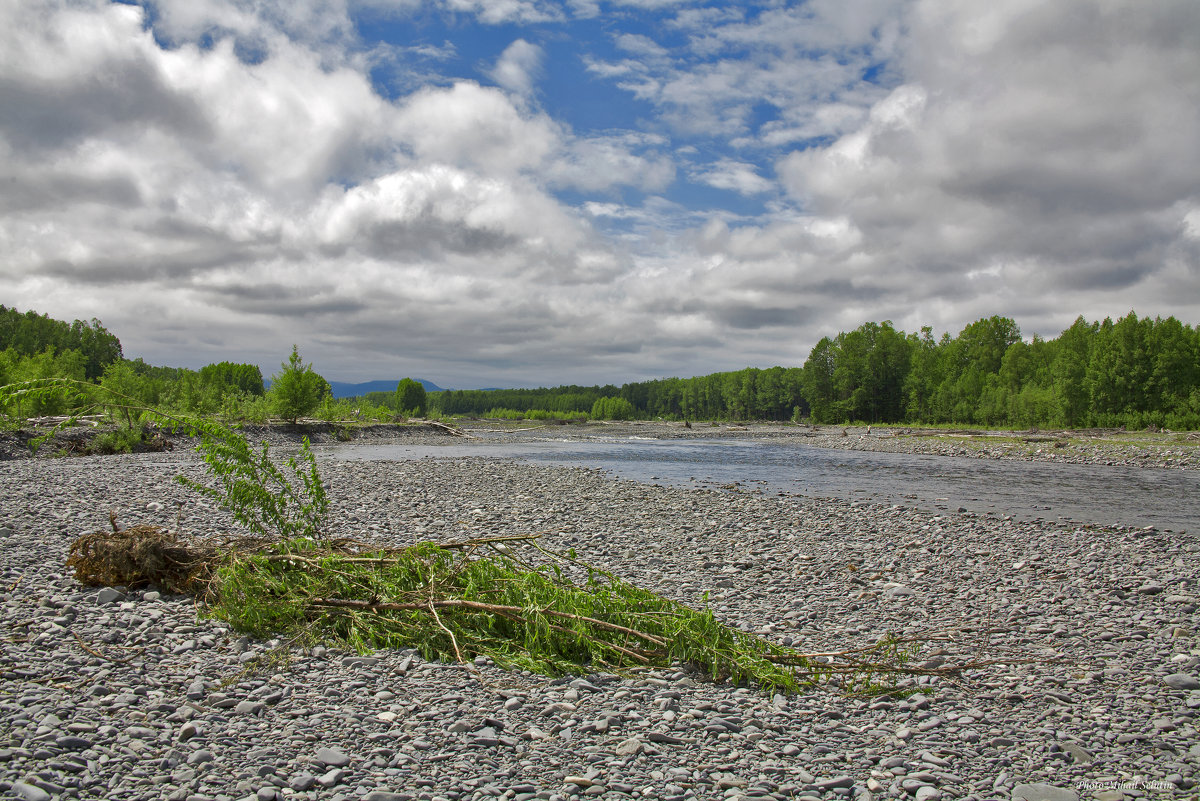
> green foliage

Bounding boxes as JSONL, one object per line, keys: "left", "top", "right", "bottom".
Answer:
{"left": 801, "top": 312, "right": 1200, "bottom": 430}
{"left": 525, "top": 408, "right": 587, "bottom": 421}
{"left": 802, "top": 322, "right": 911, "bottom": 423}
{"left": 435, "top": 386, "right": 610, "bottom": 417}
{"left": 591, "top": 396, "right": 635, "bottom": 420}
{"left": 200, "top": 361, "right": 265, "bottom": 396}
{"left": 360, "top": 391, "right": 399, "bottom": 411}
{"left": 312, "top": 396, "right": 393, "bottom": 423}
{"left": 474, "top": 408, "right": 589, "bottom": 421}
{"left": 395, "top": 377, "right": 428, "bottom": 417}
{"left": 87, "top": 427, "right": 148, "bottom": 455}
{"left": 433, "top": 369, "right": 807, "bottom": 423}
{"left": 0, "top": 305, "right": 122, "bottom": 380}
{"left": 0, "top": 348, "right": 89, "bottom": 417}
{"left": 99, "top": 361, "right": 162, "bottom": 427}
{"left": 208, "top": 537, "right": 810, "bottom": 692}
{"left": 269, "top": 346, "right": 330, "bottom": 423}
{"left": 219, "top": 391, "right": 272, "bottom": 423}
{"left": 177, "top": 430, "right": 329, "bottom": 542}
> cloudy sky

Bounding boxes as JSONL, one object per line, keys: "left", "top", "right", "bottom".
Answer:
{"left": 2, "top": 0, "right": 1198, "bottom": 387}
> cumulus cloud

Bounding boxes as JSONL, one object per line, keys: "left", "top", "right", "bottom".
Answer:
{"left": 489, "top": 39, "right": 544, "bottom": 96}
{"left": 691, "top": 159, "right": 773, "bottom": 195}
{"left": 2, "top": 0, "right": 1197, "bottom": 387}
{"left": 440, "top": 0, "right": 562, "bottom": 25}
{"left": 772, "top": 0, "right": 1200, "bottom": 337}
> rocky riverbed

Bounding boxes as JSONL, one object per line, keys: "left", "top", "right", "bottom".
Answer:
{"left": 2, "top": 446, "right": 1198, "bottom": 801}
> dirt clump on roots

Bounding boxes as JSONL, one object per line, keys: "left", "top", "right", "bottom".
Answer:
{"left": 66, "top": 513, "right": 218, "bottom": 595}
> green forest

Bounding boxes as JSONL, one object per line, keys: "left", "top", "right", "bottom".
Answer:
{"left": 2, "top": 305, "right": 1198, "bottom": 430}
{"left": 435, "top": 313, "right": 1200, "bottom": 430}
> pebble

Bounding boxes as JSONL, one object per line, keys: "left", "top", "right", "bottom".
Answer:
{"left": 1012, "top": 783, "right": 1079, "bottom": 801}
{"left": 1164, "top": 672, "right": 1200, "bottom": 690}
{"left": 0, "top": 437, "right": 1197, "bottom": 800}
{"left": 314, "top": 746, "right": 352, "bottom": 767}
{"left": 11, "top": 782, "right": 51, "bottom": 801}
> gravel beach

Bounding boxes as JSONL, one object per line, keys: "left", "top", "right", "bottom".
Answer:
{"left": 2, "top": 431, "right": 1198, "bottom": 801}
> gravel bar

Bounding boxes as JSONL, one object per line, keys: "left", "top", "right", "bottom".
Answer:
{"left": 1, "top": 445, "right": 1198, "bottom": 801}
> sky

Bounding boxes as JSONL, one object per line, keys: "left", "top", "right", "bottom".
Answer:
{"left": 1, "top": 0, "right": 1198, "bottom": 388}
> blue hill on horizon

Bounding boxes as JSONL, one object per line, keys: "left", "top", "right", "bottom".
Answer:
{"left": 327, "top": 378, "right": 444, "bottom": 398}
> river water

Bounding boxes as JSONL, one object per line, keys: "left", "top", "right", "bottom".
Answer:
{"left": 332, "top": 435, "right": 1199, "bottom": 532}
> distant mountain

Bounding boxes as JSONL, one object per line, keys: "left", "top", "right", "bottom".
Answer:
{"left": 328, "top": 378, "right": 443, "bottom": 399}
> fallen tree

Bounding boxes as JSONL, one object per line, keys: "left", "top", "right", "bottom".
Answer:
{"left": 67, "top": 517, "right": 827, "bottom": 691}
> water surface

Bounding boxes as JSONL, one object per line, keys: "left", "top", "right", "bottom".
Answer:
{"left": 331, "top": 436, "right": 1198, "bottom": 531}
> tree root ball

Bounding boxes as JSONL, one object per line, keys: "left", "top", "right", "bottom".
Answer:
{"left": 66, "top": 524, "right": 215, "bottom": 594}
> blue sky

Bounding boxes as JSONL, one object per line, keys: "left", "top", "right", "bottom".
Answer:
{"left": 1, "top": 1, "right": 1198, "bottom": 387}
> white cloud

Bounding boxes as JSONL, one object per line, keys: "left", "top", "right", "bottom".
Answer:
{"left": 765, "top": 0, "right": 1200, "bottom": 337}
{"left": 2, "top": 0, "right": 1198, "bottom": 387}
{"left": 614, "top": 33, "right": 669, "bottom": 59}
{"left": 393, "top": 81, "right": 561, "bottom": 175}
{"left": 691, "top": 159, "right": 773, "bottom": 195}
{"left": 548, "top": 133, "right": 675, "bottom": 193}
{"left": 440, "top": 0, "right": 562, "bottom": 24}
{"left": 489, "top": 39, "right": 544, "bottom": 96}
{"left": 586, "top": 2, "right": 905, "bottom": 142}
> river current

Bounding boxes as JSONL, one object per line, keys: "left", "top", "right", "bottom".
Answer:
{"left": 332, "top": 434, "right": 1198, "bottom": 532}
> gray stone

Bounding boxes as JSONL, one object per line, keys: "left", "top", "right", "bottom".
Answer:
{"left": 1061, "top": 743, "right": 1093, "bottom": 764}
{"left": 55, "top": 735, "right": 91, "bottom": 750}
{"left": 613, "top": 737, "right": 642, "bottom": 756}
{"left": 314, "top": 746, "right": 352, "bottom": 767}
{"left": 234, "top": 700, "right": 265, "bottom": 715}
{"left": 1011, "top": 783, "right": 1079, "bottom": 801}
{"left": 96, "top": 587, "right": 125, "bottom": 604}
{"left": 1164, "top": 672, "right": 1200, "bottom": 690}
{"left": 11, "top": 782, "right": 52, "bottom": 801}
{"left": 318, "top": 768, "right": 346, "bottom": 788}
{"left": 187, "top": 749, "right": 214, "bottom": 765}
{"left": 289, "top": 773, "right": 317, "bottom": 791}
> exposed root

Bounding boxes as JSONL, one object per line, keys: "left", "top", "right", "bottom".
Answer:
{"left": 66, "top": 519, "right": 218, "bottom": 594}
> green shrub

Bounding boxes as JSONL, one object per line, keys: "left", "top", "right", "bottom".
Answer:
{"left": 269, "top": 346, "right": 329, "bottom": 423}
{"left": 88, "top": 427, "right": 145, "bottom": 455}
{"left": 395, "top": 378, "right": 427, "bottom": 418}
{"left": 590, "top": 396, "right": 635, "bottom": 420}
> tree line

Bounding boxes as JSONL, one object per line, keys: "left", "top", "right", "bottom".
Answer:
{"left": 800, "top": 312, "right": 1200, "bottom": 429}
{"left": 0, "top": 305, "right": 123, "bottom": 381}
{"left": 3, "top": 304, "right": 1197, "bottom": 429}
{"left": 429, "top": 312, "right": 1199, "bottom": 430}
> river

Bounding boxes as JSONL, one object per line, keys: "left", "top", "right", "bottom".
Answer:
{"left": 331, "top": 434, "right": 1199, "bottom": 532}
